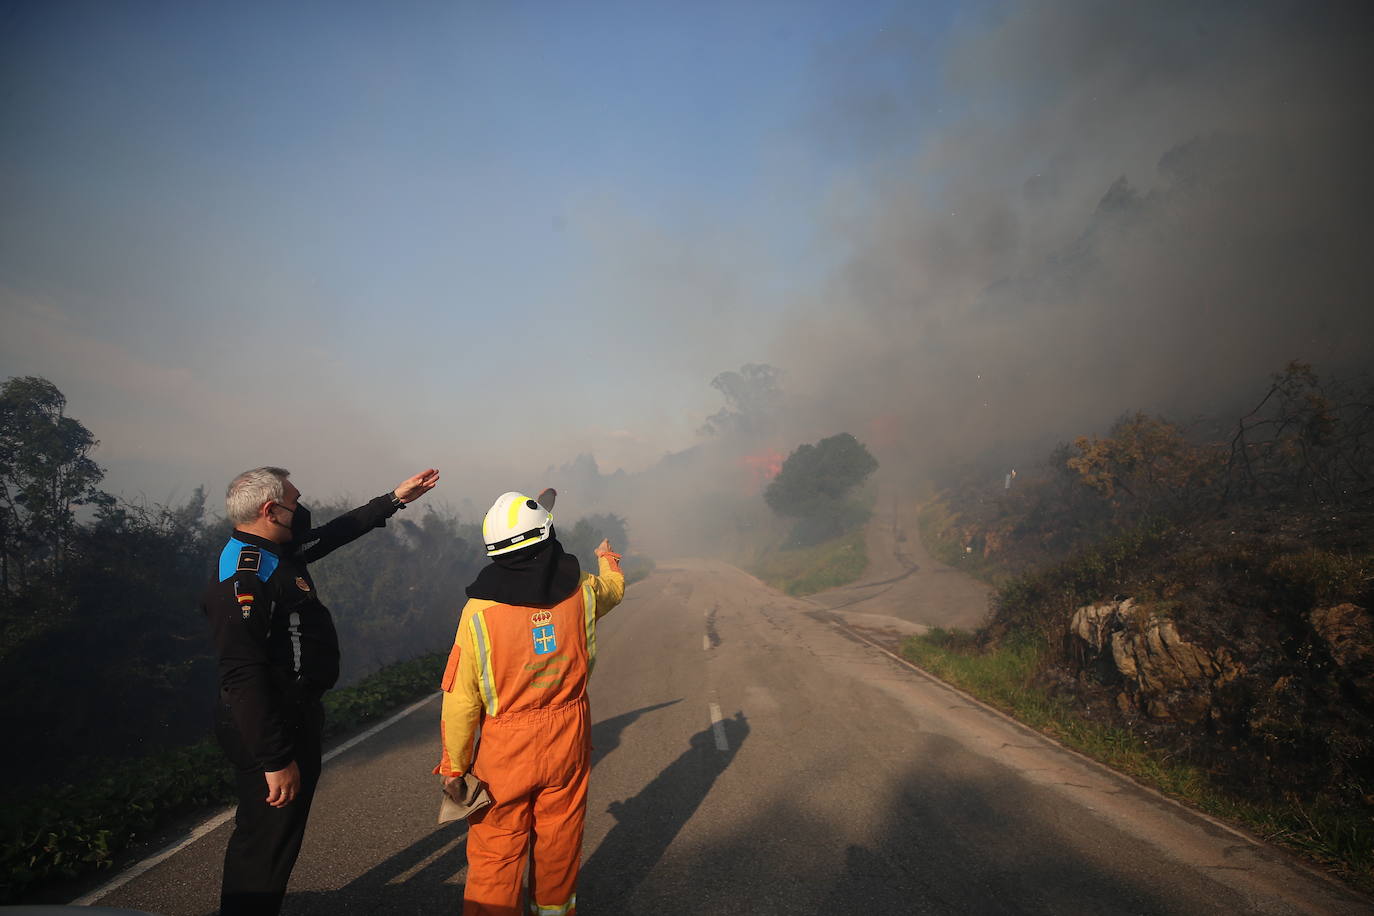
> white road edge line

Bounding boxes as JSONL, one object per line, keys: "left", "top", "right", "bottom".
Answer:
{"left": 822, "top": 615, "right": 1374, "bottom": 906}
{"left": 321, "top": 692, "right": 438, "bottom": 764}
{"left": 709, "top": 703, "right": 729, "bottom": 751}
{"left": 72, "top": 691, "right": 441, "bottom": 906}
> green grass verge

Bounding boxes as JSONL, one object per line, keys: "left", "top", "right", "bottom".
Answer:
{"left": 751, "top": 527, "right": 868, "bottom": 595}
{"left": 900, "top": 631, "right": 1374, "bottom": 893}
{"left": 1, "top": 652, "right": 445, "bottom": 905}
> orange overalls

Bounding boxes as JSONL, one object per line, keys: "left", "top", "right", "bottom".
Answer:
{"left": 437, "top": 556, "right": 625, "bottom": 916}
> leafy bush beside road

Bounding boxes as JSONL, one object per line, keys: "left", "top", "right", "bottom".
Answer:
{"left": 0, "top": 652, "right": 444, "bottom": 905}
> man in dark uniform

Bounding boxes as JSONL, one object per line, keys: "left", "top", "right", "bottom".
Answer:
{"left": 204, "top": 465, "right": 439, "bottom": 916}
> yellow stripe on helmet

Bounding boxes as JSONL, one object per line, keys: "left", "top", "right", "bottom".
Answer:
{"left": 507, "top": 494, "right": 526, "bottom": 532}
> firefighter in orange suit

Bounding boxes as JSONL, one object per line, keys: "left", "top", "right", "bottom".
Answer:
{"left": 436, "top": 488, "right": 625, "bottom": 916}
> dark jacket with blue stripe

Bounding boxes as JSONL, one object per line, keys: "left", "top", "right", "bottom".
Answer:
{"left": 202, "top": 494, "right": 401, "bottom": 771}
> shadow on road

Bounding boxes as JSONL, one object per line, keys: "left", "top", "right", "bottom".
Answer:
{"left": 261, "top": 700, "right": 696, "bottom": 915}
{"left": 265, "top": 819, "right": 468, "bottom": 916}
{"left": 661, "top": 731, "right": 1251, "bottom": 916}
{"left": 579, "top": 711, "right": 750, "bottom": 912}
{"left": 591, "top": 699, "right": 682, "bottom": 768}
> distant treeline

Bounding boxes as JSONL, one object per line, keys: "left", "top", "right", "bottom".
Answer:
{"left": 0, "top": 376, "right": 639, "bottom": 791}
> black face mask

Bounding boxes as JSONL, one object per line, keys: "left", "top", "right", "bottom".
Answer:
{"left": 272, "top": 502, "right": 313, "bottom": 544}
{"left": 288, "top": 503, "right": 313, "bottom": 543}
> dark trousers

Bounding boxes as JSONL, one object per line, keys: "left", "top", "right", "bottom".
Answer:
{"left": 215, "top": 698, "right": 324, "bottom": 916}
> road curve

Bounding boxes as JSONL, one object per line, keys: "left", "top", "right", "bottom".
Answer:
{"left": 87, "top": 559, "right": 1368, "bottom": 915}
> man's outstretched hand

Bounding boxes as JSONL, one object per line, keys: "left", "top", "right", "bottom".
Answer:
{"left": 594, "top": 538, "right": 617, "bottom": 558}
{"left": 394, "top": 469, "right": 440, "bottom": 504}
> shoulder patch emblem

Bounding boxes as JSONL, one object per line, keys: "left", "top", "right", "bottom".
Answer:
{"left": 295, "top": 576, "right": 310, "bottom": 592}
{"left": 237, "top": 546, "right": 261, "bottom": 573}
{"left": 234, "top": 581, "right": 254, "bottom": 618}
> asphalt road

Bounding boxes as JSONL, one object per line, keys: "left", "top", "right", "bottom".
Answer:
{"left": 87, "top": 556, "right": 1369, "bottom": 915}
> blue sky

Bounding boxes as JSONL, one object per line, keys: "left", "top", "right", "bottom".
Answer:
{"left": 1, "top": 0, "right": 976, "bottom": 508}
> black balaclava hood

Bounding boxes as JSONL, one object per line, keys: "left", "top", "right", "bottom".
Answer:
{"left": 465, "top": 530, "right": 581, "bottom": 606}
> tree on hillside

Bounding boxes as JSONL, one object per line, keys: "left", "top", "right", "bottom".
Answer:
{"left": 765, "top": 433, "right": 878, "bottom": 545}
{"left": 0, "top": 376, "right": 110, "bottom": 591}
{"left": 1225, "top": 361, "right": 1374, "bottom": 506}
{"left": 700, "top": 363, "right": 782, "bottom": 437}
{"left": 1066, "top": 412, "right": 1221, "bottom": 518}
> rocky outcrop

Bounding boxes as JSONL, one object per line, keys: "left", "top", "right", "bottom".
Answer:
{"left": 1069, "top": 599, "right": 1244, "bottom": 723}
{"left": 1310, "top": 603, "right": 1373, "bottom": 706}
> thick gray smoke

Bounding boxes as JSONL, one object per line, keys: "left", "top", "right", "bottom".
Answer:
{"left": 547, "top": 1, "right": 1374, "bottom": 559}
{"left": 775, "top": 0, "right": 1374, "bottom": 478}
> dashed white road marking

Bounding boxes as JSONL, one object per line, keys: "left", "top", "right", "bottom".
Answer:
{"left": 709, "top": 703, "right": 729, "bottom": 751}
{"left": 72, "top": 691, "right": 441, "bottom": 906}
{"left": 703, "top": 634, "right": 711, "bottom": 651}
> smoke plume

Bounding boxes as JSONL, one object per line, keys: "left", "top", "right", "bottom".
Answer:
{"left": 774, "top": 0, "right": 1374, "bottom": 478}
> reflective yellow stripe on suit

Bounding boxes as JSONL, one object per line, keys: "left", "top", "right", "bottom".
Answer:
{"left": 471, "top": 610, "right": 500, "bottom": 716}
{"left": 582, "top": 581, "right": 597, "bottom": 674}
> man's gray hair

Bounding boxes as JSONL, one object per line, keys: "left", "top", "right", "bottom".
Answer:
{"left": 226, "top": 467, "right": 291, "bottom": 526}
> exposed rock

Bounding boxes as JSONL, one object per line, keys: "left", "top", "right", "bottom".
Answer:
{"left": 1068, "top": 598, "right": 1237, "bottom": 724}
{"left": 1071, "top": 600, "right": 1120, "bottom": 649}
{"left": 1310, "top": 603, "right": 1373, "bottom": 704}
{"left": 1310, "top": 603, "right": 1372, "bottom": 669}
{"left": 1212, "top": 647, "right": 1245, "bottom": 687}
{"left": 1158, "top": 620, "right": 1218, "bottom": 682}
{"left": 1110, "top": 631, "right": 1137, "bottom": 680}
{"left": 1141, "top": 624, "right": 1178, "bottom": 691}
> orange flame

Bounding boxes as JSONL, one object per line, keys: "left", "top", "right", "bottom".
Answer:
{"left": 741, "top": 448, "right": 785, "bottom": 485}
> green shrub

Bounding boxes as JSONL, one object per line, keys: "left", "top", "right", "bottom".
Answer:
{"left": 1, "top": 652, "right": 444, "bottom": 904}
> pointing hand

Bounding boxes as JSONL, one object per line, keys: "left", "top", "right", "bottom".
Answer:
{"left": 394, "top": 469, "right": 440, "bottom": 503}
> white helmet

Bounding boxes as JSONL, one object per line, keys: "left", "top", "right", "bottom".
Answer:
{"left": 482, "top": 491, "right": 553, "bottom": 557}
